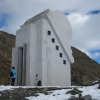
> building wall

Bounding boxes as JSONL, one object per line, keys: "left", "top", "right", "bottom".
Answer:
{"left": 41, "top": 18, "right": 71, "bottom": 86}
{"left": 15, "top": 19, "right": 44, "bottom": 86}
{"left": 16, "top": 23, "right": 38, "bottom": 85}
{"left": 14, "top": 13, "right": 72, "bottom": 86}
{"left": 29, "top": 19, "right": 43, "bottom": 85}
{"left": 16, "top": 24, "right": 30, "bottom": 85}
{"left": 11, "top": 47, "right": 18, "bottom": 85}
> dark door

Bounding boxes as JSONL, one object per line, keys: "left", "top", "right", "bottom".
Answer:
{"left": 17, "top": 47, "right": 23, "bottom": 86}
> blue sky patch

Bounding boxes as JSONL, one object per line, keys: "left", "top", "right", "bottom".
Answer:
{"left": 64, "top": 10, "right": 76, "bottom": 16}
{"left": 89, "top": 49, "right": 100, "bottom": 64}
{"left": 64, "top": 12, "right": 70, "bottom": 15}
{"left": 89, "top": 49, "right": 100, "bottom": 53}
{"left": 64, "top": 10, "right": 75, "bottom": 16}
{"left": 0, "top": 13, "right": 10, "bottom": 28}
{"left": 87, "top": 10, "right": 100, "bottom": 15}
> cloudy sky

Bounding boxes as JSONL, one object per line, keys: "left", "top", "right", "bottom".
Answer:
{"left": 0, "top": 0, "right": 100, "bottom": 64}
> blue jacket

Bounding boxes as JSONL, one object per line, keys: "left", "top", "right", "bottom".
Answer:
{"left": 11, "top": 69, "right": 17, "bottom": 78}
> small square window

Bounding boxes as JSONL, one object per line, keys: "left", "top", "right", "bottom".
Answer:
{"left": 56, "top": 46, "right": 59, "bottom": 50}
{"left": 52, "top": 38, "right": 55, "bottom": 43}
{"left": 63, "top": 60, "right": 66, "bottom": 64}
{"left": 59, "top": 53, "right": 62, "bottom": 57}
{"left": 48, "top": 31, "right": 51, "bottom": 35}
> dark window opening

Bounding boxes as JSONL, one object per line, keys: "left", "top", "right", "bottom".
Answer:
{"left": 48, "top": 31, "right": 51, "bottom": 35}
{"left": 59, "top": 53, "right": 62, "bottom": 57}
{"left": 63, "top": 60, "right": 66, "bottom": 64}
{"left": 52, "top": 38, "right": 55, "bottom": 43}
{"left": 56, "top": 46, "right": 59, "bottom": 50}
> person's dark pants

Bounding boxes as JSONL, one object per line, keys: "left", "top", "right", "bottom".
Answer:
{"left": 11, "top": 78, "right": 15, "bottom": 86}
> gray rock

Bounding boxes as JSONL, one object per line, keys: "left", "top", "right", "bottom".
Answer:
{"left": 66, "top": 87, "right": 82, "bottom": 95}
{"left": 78, "top": 92, "right": 82, "bottom": 99}
{"left": 98, "top": 83, "right": 100, "bottom": 89}
{"left": 98, "top": 79, "right": 100, "bottom": 83}
{"left": 82, "top": 95, "right": 92, "bottom": 100}
{"left": 68, "top": 96, "right": 79, "bottom": 100}
{"left": 25, "top": 98, "right": 29, "bottom": 100}
{"left": 42, "top": 88, "right": 48, "bottom": 95}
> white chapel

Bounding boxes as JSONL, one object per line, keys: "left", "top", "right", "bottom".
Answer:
{"left": 12, "top": 9, "right": 74, "bottom": 86}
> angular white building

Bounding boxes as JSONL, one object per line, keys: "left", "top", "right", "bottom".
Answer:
{"left": 12, "top": 9, "right": 74, "bottom": 86}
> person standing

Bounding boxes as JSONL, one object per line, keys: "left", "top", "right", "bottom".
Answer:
{"left": 10, "top": 67, "right": 17, "bottom": 86}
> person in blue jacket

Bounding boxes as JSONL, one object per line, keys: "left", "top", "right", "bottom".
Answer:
{"left": 11, "top": 67, "right": 17, "bottom": 86}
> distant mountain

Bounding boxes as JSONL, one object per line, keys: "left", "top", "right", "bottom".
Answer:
{"left": 0, "top": 31, "right": 15, "bottom": 85}
{"left": 0, "top": 31, "right": 100, "bottom": 85}
{"left": 71, "top": 47, "right": 100, "bottom": 86}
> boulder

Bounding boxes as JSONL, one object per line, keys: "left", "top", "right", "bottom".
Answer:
{"left": 66, "top": 87, "right": 82, "bottom": 95}
{"left": 78, "top": 92, "right": 82, "bottom": 99}
{"left": 82, "top": 95, "right": 92, "bottom": 100}
{"left": 98, "top": 83, "right": 100, "bottom": 89}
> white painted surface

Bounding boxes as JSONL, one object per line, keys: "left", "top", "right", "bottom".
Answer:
{"left": 12, "top": 9, "right": 74, "bottom": 86}
{"left": 11, "top": 47, "right": 18, "bottom": 85}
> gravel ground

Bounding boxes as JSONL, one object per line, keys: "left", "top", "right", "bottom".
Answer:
{"left": 0, "top": 88, "right": 36, "bottom": 100}
{"left": 0, "top": 87, "right": 73, "bottom": 100}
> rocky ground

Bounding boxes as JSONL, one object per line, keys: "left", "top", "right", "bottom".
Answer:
{"left": 0, "top": 80, "right": 100, "bottom": 100}
{"left": 0, "top": 87, "right": 73, "bottom": 100}
{"left": 0, "top": 85, "right": 95, "bottom": 100}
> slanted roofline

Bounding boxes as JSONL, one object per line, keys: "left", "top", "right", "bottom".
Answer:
{"left": 20, "top": 9, "right": 50, "bottom": 28}
{"left": 19, "top": 9, "right": 74, "bottom": 63}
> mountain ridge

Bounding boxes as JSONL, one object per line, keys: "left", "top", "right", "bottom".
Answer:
{"left": 0, "top": 30, "right": 100, "bottom": 86}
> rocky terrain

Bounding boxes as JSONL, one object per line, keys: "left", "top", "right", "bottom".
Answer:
{"left": 0, "top": 30, "right": 100, "bottom": 86}
{"left": 71, "top": 47, "right": 100, "bottom": 86}
{"left": 0, "top": 31, "right": 15, "bottom": 85}
{"left": 0, "top": 87, "right": 72, "bottom": 100}
{"left": 0, "top": 84, "right": 100, "bottom": 100}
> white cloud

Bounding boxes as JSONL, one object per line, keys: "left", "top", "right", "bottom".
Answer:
{"left": 68, "top": 13, "right": 89, "bottom": 29}
{"left": 0, "top": 0, "right": 100, "bottom": 62}
{"left": 69, "top": 13, "right": 100, "bottom": 52}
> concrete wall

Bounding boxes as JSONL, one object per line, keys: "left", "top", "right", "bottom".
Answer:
{"left": 12, "top": 9, "right": 74, "bottom": 86}
{"left": 11, "top": 47, "right": 18, "bottom": 85}
{"left": 16, "top": 23, "right": 35, "bottom": 86}
{"left": 41, "top": 18, "right": 71, "bottom": 86}
{"left": 15, "top": 19, "right": 43, "bottom": 86}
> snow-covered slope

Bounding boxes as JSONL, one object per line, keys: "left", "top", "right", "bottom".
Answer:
{"left": 0, "top": 84, "right": 100, "bottom": 99}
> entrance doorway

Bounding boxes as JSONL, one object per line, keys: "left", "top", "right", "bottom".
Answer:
{"left": 17, "top": 47, "right": 23, "bottom": 86}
